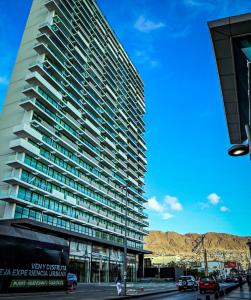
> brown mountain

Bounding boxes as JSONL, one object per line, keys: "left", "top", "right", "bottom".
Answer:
{"left": 144, "top": 231, "right": 251, "bottom": 268}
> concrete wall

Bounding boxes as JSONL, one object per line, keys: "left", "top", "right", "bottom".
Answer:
{"left": 0, "top": 0, "right": 48, "bottom": 218}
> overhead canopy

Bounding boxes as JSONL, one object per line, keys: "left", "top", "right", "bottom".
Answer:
{"left": 208, "top": 13, "right": 251, "bottom": 144}
{"left": 0, "top": 218, "right": 152, "bottom": 255}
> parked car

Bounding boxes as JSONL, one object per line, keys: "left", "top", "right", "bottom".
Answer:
{"left": 67, "top": 273, "right": 78, "bottom": 289}
{"left": 199, "top": 277, "right": 220, "bottom": 294}
{"left": 224, "top": 275, "right": 232, "bottom": 283}
{"left": 177, "top": 275, "right": 198, "bottom": 291}
{"left": 232, "top": 275, "right": 240, "bottom": 283}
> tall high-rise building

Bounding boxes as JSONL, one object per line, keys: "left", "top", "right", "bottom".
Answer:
{"left": 0, "top": 0, "right": 148, "bottom": 282}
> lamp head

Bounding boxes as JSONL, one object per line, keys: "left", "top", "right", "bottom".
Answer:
{"left": 228, "top": 144, "right": 249, "bottom": 156}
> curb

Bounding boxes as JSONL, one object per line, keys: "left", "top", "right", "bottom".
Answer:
{"left": 0, "top": 291, "right": 67, "bottom": 298}
{"left": 196, "top": 283, "right": 239, "bottom": 300}
{"left": 105, "top": 288, "right": 177, "bottom": 299}
{"left": 224, "top": 283, "right": 239, "bottom": 295}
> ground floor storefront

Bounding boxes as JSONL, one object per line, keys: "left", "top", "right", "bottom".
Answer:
{"left": 0, "top": 223, "right": 69, "bottom": 293}
{"left": 69, "top": 241, "right": 139, "bottom": 283}
{"left": 0, "top": 218, "right": 147, "bottom": 291}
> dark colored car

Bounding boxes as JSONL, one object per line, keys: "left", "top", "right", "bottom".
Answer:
{"left": 199, "top": 277, "right": 219, "bottom": 294}
{"left": 67, "top": 273, "right": 78, "bottom": 289}
{"left": 233, "top": 275, "right": 239, "bottom": 282}
{"left": 177, "top": 276, "right": 198, "bottom": 291}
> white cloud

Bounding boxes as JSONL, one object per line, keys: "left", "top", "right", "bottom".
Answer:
{"left": 165, "top": 195, "right": 183, "bottom": 211}
{"left": 167, "top": 26, "right": 190, "bottom": 39}
{"left": 198, "top": 202, "right": 210, "bottom": 210}
{"left": 183, "top": 0, "right": 215, "bottom": 11}
{"left": 162, "top": 213, "right": 174, "bottom": 220}
{"left": 0, "top": 76, "right": 9, "bottom": 86}
{"left": 220, "top": 206, "right": 229, "bottom": 212}
{"left": 134, "top": 15, "right": 165, "bottom": 33}
{"left": 150, "top": 60, "right": 159, "bottom": 68}
{"left": 199, "top": 193, "right": 228, "bottom": 211}
{"left": 145, "top": 195, "right": 183, "bottom": 221}
{"left": 145, "top": 196, "right": 164, "bottom": 213}
{"left": 133, "top": 49, "right": 159, "bottom": 68}
{"left": 207, "top": 193, "right": 220, "bottom": 205}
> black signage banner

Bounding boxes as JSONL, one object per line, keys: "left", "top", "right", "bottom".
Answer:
{"left": 0, "top": 231, "right": 69, "bottom": 293}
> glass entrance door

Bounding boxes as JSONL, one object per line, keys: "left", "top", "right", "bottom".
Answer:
{"left": 69, "top": 258, "right": 90, "bottom": 283}
{"left": 91, "top": 258, "right": 109, "bottom": 283}
{"left": 109, "top": 261, "right": 122, "bottom": 282}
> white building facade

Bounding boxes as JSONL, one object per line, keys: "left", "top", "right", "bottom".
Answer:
{"left": 0, "top": 0, "right": 148, "bottom": 282}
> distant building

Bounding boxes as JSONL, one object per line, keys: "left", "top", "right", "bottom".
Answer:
{"left": 145, "top": 255, "right": 181, "bottom": 267}
{"left": 199, "top": 261, "right": 223, "bottom": 274}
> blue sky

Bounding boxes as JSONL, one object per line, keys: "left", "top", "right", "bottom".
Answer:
{"left": 1, "top": 0, "right": 251, "bottom": 236}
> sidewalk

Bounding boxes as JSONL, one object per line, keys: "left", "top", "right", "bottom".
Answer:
{"left": 223, "top": 284, "right": 251, "bottom": 299}
{"left": 104, "top": 283, "right": 177, "bottom": 299}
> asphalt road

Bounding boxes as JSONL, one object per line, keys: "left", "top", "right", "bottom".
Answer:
{"left": 0, "top": 283, "right": 237, "bottom": 300}
{"left": 126, "top": 290, "right": 204, "bottom": 300}
{"left": 0, "top": 286, "right": 116, "bottom": 300}
{"left": 0, "top": 290, "right": 199, "bottom": 300}
{"left": 125, "top": 283, "right": 240, "bottom": 300}
{"left": 0, "top": 290, "right": 114, "bottom": 300}
{"left": 0, "top": 283, "right": 176, "bottom": 300}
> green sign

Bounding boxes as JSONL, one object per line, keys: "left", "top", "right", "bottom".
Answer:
{"left": 10, "top": 279, "right": 64, "bottom": 288}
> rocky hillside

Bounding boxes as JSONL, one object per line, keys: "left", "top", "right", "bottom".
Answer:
{"left": 144, "top": 231, "right": 251, "bottom": 268}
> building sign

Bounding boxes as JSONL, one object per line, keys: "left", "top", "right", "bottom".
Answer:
{"left": 0, "top": 263, "right": 67, "bottom": 288}
{"left": 92, "top": 245, "right": 109, "bottom": 259}
{"left": 224, "top": 261, "right": 237, "bottom": 269}
{"left": 0, "top": 230, "right": 69, "bottom": 292}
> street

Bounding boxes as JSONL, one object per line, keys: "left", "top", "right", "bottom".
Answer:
{"left": 0, "top": 290, "right": 212, "bottom": 300}
{"left": 0, "top": 284, "right": 118, "bottom": 300}
{"left": 0, "top": 286, "right": 233, "bottom": 300}
{"left": 126, "top": 284, "right": 251, "bottom": 300}
{"left": 126, "top": 290, "right": 199, "bottom": 300}
{"left": 0, "top": 282, "right": 243, "bottom": 300}
{"left": 0, "top": 288, "right": 115, "bottom": 300}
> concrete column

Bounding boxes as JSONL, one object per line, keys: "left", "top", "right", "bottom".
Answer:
{"left": 137, "top": 254, "right": 144, "bottom": 279}
{"left": 3, "top": 202, "right": 16, "bottom": 219}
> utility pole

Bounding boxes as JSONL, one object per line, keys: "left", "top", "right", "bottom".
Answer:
{"left": 201, "top": 235, "right": 209, "bottom": 277}
{"left": 192, "top": 235, "right": 209, "bottom": 277}
{"left": 120, "top": 184, "right": 128, "bottom": 296}
{"left": 123, "top": 186, "right": 128, "bottom": 296}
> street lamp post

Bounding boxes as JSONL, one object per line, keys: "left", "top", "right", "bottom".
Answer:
{"left": 246, "top": 60, "right": 251, "bottom": 159}
{"left": 120, "top": 184, "right": 128, "bottom": 296}
{"left": 228, "top": 60, "right": 251, "bottom": 157}
{"left": 247, "top": 240, "right": 251, "bottom": 285}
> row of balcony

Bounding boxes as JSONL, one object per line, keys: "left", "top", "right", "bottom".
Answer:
{"left": 2, "top": 169, "right": 146, "bottom": 241}
{"left": 10, "top": 124, "right": 148, "bottom": 222}
{"left": 22, "top": 80, "right": 146, "bottom": 182}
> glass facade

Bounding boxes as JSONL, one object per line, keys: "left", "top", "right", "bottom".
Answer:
{"left": 0, "top": 0, "right": 148, "bottom": 282}
{"left": 68, "top": 241, "right": 138, "bottom": 283}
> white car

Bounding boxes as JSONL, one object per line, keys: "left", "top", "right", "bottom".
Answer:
{"left": 177, "top": 275, "right": 198, "bottom": 291}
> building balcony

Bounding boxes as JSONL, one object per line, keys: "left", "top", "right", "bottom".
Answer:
{"left": 13, "top": 123, "right": 43, "bottom": 142}
{"left": 9, "top": 138, "right": 40, "bottom": 157}
{"left": 4, "top": 193, "right": 141, "bottom": 241}
{"left": 3, "top": 165, "right": 143, "bottom": 233}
